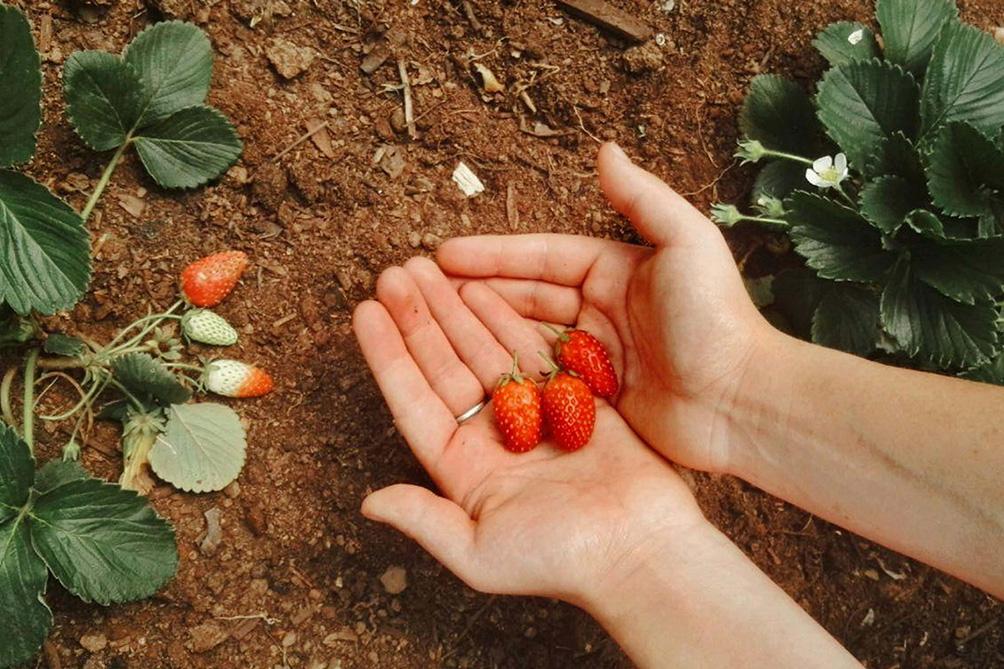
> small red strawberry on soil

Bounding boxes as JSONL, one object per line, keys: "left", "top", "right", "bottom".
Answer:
{"left": 492, "top": 354, "right": 543, "bottom": 453}
{"left": 549, "top": 327, "right": 619, "bottom": 398}
{"left": 181, "top": 251, "right": 249, "bottom": 307}
{"left": 541, "top": 367, "right": 596, "bottom": 452}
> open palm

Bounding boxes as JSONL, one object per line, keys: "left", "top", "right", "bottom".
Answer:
{"left": 436, "top": 143, "right": 773, "bottom": 473}
{"left": 353, "top": 260, "right": 706, "bottom": 602}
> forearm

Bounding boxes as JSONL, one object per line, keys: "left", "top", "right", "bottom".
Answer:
{"left": 583, "top": 520, "right": 860, "bottom": 668}
{"left": 729, "top": 333, "right": 1004, "bottom": 597}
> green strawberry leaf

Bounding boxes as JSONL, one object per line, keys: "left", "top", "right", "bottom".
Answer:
{"left": 862, "top": 132, "right": 925, "bottom": 182}
{"left": 123, "top": 21, "right": 213, "bottom": 128}
{"left": 43, "top": 333, "right": 86, "bottom": 357}
{"left": 876, "top": 0, "right": 958, "bottom": 74}
{"left": 926, "top": 122, "right": 1004, "bottom": 220}
{"left": 920, "top": 21, "right": 1004, "bottom": 139}
{"left": 912, "top": 238, "right": 1004, "bottom": 305}
{"left": 813, "top": 22, "right": 880, "bottom": 67}
{"left": 33, "top": 459, "right": 88, "bottom": 495}
{"left": 149, "top": 403, "right": 246, "bottom": 493}
{"left": 750, "top": 160, "right": 805, "bottom": 204}
{"left": 63, "top": 51, "right": 146, "bottom": 151}
{"left": 0, "top": 169, "right": 91, "bottom": 316}
{"left": 0, "top": 515, "right": 52, "bottom": 669}
{"left": 786, "top": 191, "right": 894, "bottom": 282}
{"left": 816, "top": 59, "right": 920, "bottom": 171}
{"left": 29, "top": 477, "right": 178, "bottom": 605}
{"left": 111, "top": 352, "right": 192, "bottom": 405}
{"left": 880, "top": 255, "right": 999, "bottom": 366}
{"left": 133, "top": 105, "right": 242, "bottom": 189}
{"left": 771, "top": 268, "right": 828, "bottom": 338}
{"left": 0, "top": 422, "right": 34, "bottom": 523}
{"left": 0, "top": 3, "right": 42, "bottom": 166}
{"left": 739, "top": 75, "right": 819, "bottom": 154}
{"left": 859, "top": 175, "right": 927, "bottom": 234}
{"left": 962, "top": 350, "right": 1004, "bottom": 385}
{"left": 812, "top": 283, "right": 881, "bottom": 356}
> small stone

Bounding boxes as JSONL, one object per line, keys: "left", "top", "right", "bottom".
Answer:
{"left": 380, "top": 566, "right": 408, "bottom": 595}
{"left": 390, "top": 108, "right": 407, "bottom": 134}
{"left": 282, "top": 631, "right": 298, "bottom": 647}
{"left": 223, "top": 481, "right": 241, "bottom": 498}
{"left": 79, "top": 632, "right": 107, "bottom": 653}
{"left": 408, "top": 231, "right": 422, "bottom": 248}
{"left": 267, "top": 38, "right": 316, "bottom": 79}
{"left": 622, "top": 41, "right": 664, "bottom": 74}
{"left": 421, "top": 233, "right": 443, "bottom": 251}
{"left": 188, "top": 622, "right": 228, "bottom": 653}
{"left": 199, "top": 508, "right": 224, "bottom": 557}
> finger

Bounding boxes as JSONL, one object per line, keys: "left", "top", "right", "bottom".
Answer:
{"left": 437, "top": 234, "right": 614, "bottom": 287}
{"left": 459, "top": 282, "right": 554, "bottom": 379}
{"left": 478, "top": 278, "right": 582, "bottom": 325}
{"left": 376, "top": 267, "right": 486, "bottom": 416}
{"left": 403, "top": 257, "right": 512, "bottom": 390}
{"left": 597, "top": 142, "right": 720, "bottom": 248}
{"left": 362, "top": 485, "right": 488, "bottom": 592}
{"left": 352, "top": 301, "right": 456, "bottom": 468}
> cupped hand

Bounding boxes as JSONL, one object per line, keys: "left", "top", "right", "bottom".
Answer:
{"left": 436, "top": 143, "right": 774, "bottom": 473}
{"left": 353, "top": 260, "right": 707, "bottom": 603}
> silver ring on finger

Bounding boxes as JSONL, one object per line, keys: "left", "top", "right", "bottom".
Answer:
{"left": 455, "top": 400, "right": 487, "bottom": 425}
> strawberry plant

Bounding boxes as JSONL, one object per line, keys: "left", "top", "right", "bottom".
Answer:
{"left": 712, "top": 0, "right": 1004, "bottom": 382}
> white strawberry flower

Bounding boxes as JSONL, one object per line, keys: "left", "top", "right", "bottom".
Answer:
{"left": 805, "top": 153, "right": 849, "bottom": 189}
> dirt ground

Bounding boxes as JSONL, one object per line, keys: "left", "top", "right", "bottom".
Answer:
{"left": 9, "top": 0, "right": 1004, "bottom": 667}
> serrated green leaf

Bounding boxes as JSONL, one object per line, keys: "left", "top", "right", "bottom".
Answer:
{"left": 0, "top": 169, "right": 91, "bottom": 315}
{"left": 0, "top": 516, "right": 52, "bottom": 668}
{"left": 813, "top": 22, "right": 880, "bottom": 67}
{"left": 905, "top": 209, "right": 946, "bottom": 237}
{"left": 740, "top": 75, "right": 818, "bottom": 154}
{"left": 880, "top": 255, "right": 998, "bottom": 366}
{"left": 43, "top": 333, "right": 86, "bottom": 357}
{"left": 786, "top": 191, "right": 894, "bottom": 282}
{"left": 771, "top": 268, "right": 828, "bottom": 338}
{"left": 863, "top": 132, "right": 925, "bottom": 182}
{"left": 859, "top": 175, "right": 927, "bottom": 234}
{"left": 913, "top": 238, "right": 1004, "bottom": 304}
{"left": 29, "top": 478, "right": 177, "bottom": 605}
{"left": 0, "top": 3, "right": 41, "bottom": 166}
{"left": 962, "top": 350, "right": 1004, "bottom": 385}
{"left": 0, "top": 422, "right": 33, "bottom": 523}
{"left": 33, "top": 459, "right": 88, "bottom": 495}
{"left": 134, "top": 105, "right": 242, "bottom": 189}
{"left": 876, "top": 0, "right": 958, "bottom": 73}
{"left": 751, "top": 160, "right": 805, "bottom": 204}
{"left": 816, "top": 59, "right": 920, "bottom": 171}
{"left": 111, "top": 352, "right": 192, "bottom": 405}
{"left": 812, "top": 283, "right": 881, "bottom": 356}
{"left": 63, "top": 51, "right": 146, "bottom": 151}
{"left": 150, "top": 403, "right": 246, "bottom": 493}
{"left": 926, "top": 122, "right": 1004, "bottom": 220}
{"left": 124, "top": 21, "right": 213, "bottom": 127}
{"left": 920, "top": 21, "right": 1004, "bottom": 138}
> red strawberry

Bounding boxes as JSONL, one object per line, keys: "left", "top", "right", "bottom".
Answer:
{"left": 492, "top": 354, "right": 542, "bottom": 453}
{"left": 205, "top": 360, "right": 274, "bottom": 398}
{"left": 549, "top": 327, "right": 619, "bottom": 398}
{"left": 541, "top": 368, "right": 596, "bottom": 452}
{"left": 181, "top": 251, "right": 249, "bottom": 307}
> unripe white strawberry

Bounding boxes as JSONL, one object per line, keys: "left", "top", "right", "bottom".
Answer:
{"left": 182, "top": 309, "right": 238, "bottom": 346}
{"left": 204, "top": 360, "right": 273, "bottom": 398}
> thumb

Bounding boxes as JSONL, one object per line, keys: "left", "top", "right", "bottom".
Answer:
{"left": 362, "top": 484, "right": 486, "bottom": 590}
{"left": 597, "top": 142, "right": 718, "bottom": 248}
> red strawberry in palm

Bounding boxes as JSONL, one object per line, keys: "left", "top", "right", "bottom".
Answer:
{"left": 492, "top": 354, "right": 542, "bottom": 453}
{"left": 181, "top": 251, "right": 249, "bottom": 307}
{"left": 540, "top": 358, "right": 595, "bottom": 452}
{"left": 548, "top": 326, "right": 619, "bottom": 398}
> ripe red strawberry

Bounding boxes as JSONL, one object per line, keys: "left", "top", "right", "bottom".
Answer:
{"left": 492, "top": 355, "right": 542, "bottom": 453}
{"left": 549, "top": 327, "right": 619, "bottom": 398}
{"left": 205, "top": 360, "right": 274, "bottom": 398}
{"left": 541, "top": 369, "right": 596, "bottom": 452}
{"left": 181, "top": 251, "right": 249, "bottom": 307}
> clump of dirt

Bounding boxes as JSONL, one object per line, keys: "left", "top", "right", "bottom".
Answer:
{"left": 11, "top": 0, "right": 1003, "bottom": 667}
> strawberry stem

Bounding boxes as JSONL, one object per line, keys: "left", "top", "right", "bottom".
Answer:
{"left": 81, "top": 136, "right": 132, "bottom": 223}
{"left": 1, "top": 367, "right": 17, "bottom": 428}
{"left": 542, "top": 323, "right": 569, "bottom": 342}
{"left": 22, "top": 349, "right": 39, "bottom": 452}
{"left": 537, "top": 351, "right": 560, "bottom": 375}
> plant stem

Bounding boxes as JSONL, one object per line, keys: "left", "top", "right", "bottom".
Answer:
{"left": 1, "top": 367, "right": 17, "bottom": 428}
{"left": 737, "top": 214, "right": 790, "bottom": 230}
{"left": 100, "top": 301, "right": 183, "bottom": 356}
{"left": 81, "top": 139, "right": 131, "bottom": 223}
{"left": 22, "top": 349, "right": 39, "bottom": 452}
{"left": 108, "top": 378, "right": 145, "bottom": 411}
{"left": 40, "top": 373, "right": 105, "bottom": 422}
{"left": 833, "top": 184, "right": 856, "bottom": 207}
{"left": 763, "top": 149, "right": 813, "bottom": 166}
{"left": 164, "top": 362, "right": 205, "bottom": 373}
{"left": 37, "top": 357, "right": 88, "bottom": 370}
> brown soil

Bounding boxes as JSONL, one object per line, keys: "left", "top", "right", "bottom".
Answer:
{"left": 9, "top": 0, "right": 1003, "bottom": 667}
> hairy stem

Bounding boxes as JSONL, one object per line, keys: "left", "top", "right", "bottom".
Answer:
{"left": 81, "top": 138, "right": 131, "bottom": 223}
{"left": 22, "top": 349, "right": 39, "bottom": 452}
{"left": 1, "top": 367, "right": 17, "bottom": 428}
{"left": 763, "top": 149, "right": 814, "bottom": 166}
{"left": 100, "top": 301, "right": 184, "bottom": 357}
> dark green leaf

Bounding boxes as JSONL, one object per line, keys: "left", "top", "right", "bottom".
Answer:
{"left": 0, "top": 422, "right": 33, "bottom": 523}
{"left": 926, "top": 122, "right": 1004, "bottom": 219}
{"left": 150, "top": 403, "right": 247, "bottom": 493}
{"left": 880, "top": 256, "right": 998, "bottom": 366}
{"left": 813, "top": 22, "right": 880, "bottom": 67}
{"left": 124, "top": 21, "right": 212, "bottom": 127}
{"left": 751, "top": 160, "right": 805, "bottom": 204}
{"left": 43, "top": 333, "right": 86, "bottom": 357}
{"left": 786, "top": 191, "right": 894, "bottom": 282}
{"left": 0, "top": 169, "right": 91, "bottom": 315}
{"left": 111, "top": 352, "right": 192, "bottom": 405}
{"left": 859, "top": 175, "right": 927, "bottom": 233}
{"left": 33, "top": 459, "right": 88, "bottom": 495}
{"left": 63, "top": 51, "right": 146, "bottom": 151}
{"left": 905, "top": 209, "right": 946, "bottom": 237}
{"left": 0, "top": 516, "right": 52, "bottom": 668}
{"left": 913, "top": 238, "right": 1004, "bottom": 304}
{"left": 0, "top": 310, "right": 35, "bottom": 347}
{"left": 816, "top": 59, "right": 920, "bottom": 171}
{"left": 920, "top": 21, "right": 1004, "bottom": 138}
{"left": 863, "top": 132, "right": 925, "bottom": 182}
{"left": 0, "top": 3, "right": 41, "bottom": 166}
{"left": 876, "top": 0, "right": 958, "bottom": 73}
{"left": 771, "top": 268, "right": 828, "bottom": 338}
{"left": 812, "top": 284, "right": 881, "bottom": 356}
{"left": 29, "top": 478, "right": 178, "bottom": 604}
{"left": 962, "top": 350, "right": 1004, "bottom": 385}
{"left": 739, "top": 75, "right": 818, "bottom": 154}
{"left": 134, "top": 105, "right": 242, "bottom": 189}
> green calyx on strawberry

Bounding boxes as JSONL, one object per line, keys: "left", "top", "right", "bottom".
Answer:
{"left": 492, "top": 352, "right": 543, "bottom": 453}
